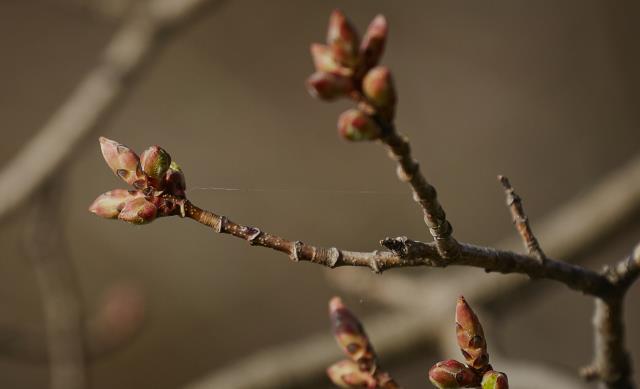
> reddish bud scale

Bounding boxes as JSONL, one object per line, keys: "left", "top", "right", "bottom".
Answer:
{"left": 99, "top": 137, "right": 143, "bottom": 186}
{"left": 428, "top": 360, "right": 481, "bottom": 388}
{"left": 89, "top": 189, "right": 143, "bottom": 219}
{"left": 327, "top": 359, "right": 377, "bottom": 389}
{"left": 329, "top": 297, "right": 376, "bottom": 372}
{"left": 481, "top": 371, "right": 509, "bottom": 389}
{"left": 163, "top": 161, "right": 186, "bottom": 198}
{"left": 337, "top": 109, "right": 382, "bottom": 141}
{"left": 362, "top": 66, "right": 396, "bottom": 120}
{"left": 359, "top": 15, "right": 388, "bottom": 73}
{"left": 307, "top": 71, "right": 353, "bottom": 101}
{"left": 456, "top": 296, "right": 489, "bottom": 370}
{"left": 327, "top": 9, "right": 359, "bottom": 68}
{"left": 117, "top": 197, "right": 157, "bottom": 225}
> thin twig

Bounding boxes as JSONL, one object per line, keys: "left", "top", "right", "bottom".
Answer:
{"left": 498, "top": 175, "right": 546, "bottom": 262}
{"left": 183, "top": 200, "right": 612, "bottom": 296}
{"left": 0, "top": 0, "right": 225, "bottom": 223}
{"left": 25, "top": 183, "right": 87, "bottom": 389}
{"left": 380, "top": 126, "right": 459, "bottom": 258}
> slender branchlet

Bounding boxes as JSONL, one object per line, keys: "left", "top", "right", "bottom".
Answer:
{"left": 306, "top": 9, "right": 458, "bottom": 258}
{"left": 498, "top": 175, "right": 546, "bottom": 263}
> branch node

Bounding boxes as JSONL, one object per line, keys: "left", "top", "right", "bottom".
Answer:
{"left": 290, "top": 241, "right": 304, "bottom": 262}
{"left": 245, "top": 227, "right": 262, "bottom": 245}
{"left": 215, "top": 215, "right": 227, "bottom": 233}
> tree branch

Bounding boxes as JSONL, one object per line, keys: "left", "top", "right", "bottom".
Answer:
{"left": 380, "top": 126, "right": 459, "bottom": 258}
{"left": 25, "top": 183, "right": 86, "bottom": 389}
{"left": 498, "top": 175, "right": 546, "bottom": 262}
{"left": 184, "top": 200, "right": 613, "bottom": 296}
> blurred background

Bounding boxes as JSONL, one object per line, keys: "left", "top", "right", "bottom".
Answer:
{"left": 0, "top": 0, "right": 639, "bottom": 388}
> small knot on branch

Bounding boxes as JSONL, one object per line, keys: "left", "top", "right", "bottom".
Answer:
{"left": 290, "top": 241, "right": 304, "bottom": 262}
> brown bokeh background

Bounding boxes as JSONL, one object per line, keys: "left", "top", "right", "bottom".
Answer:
{"left": 1, "top": 0, "right": 639, "bottom": 388}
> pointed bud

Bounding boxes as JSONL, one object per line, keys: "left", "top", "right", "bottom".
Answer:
{"left": 329, "top": 297, "right": 376, "bottom": 372}
{"left": 117, "top": 197, "right": 157, "bottom": 225}
{"left": 456, "top": 296, "right": 489, "bottom": 370}
{"left": 481, "top": 371, "right": 509, "bottom": 389}
{"left": 99, "top": 137, "right": 143, "bottom": 187}
{"left": 306, "top": 71, "right": 353, "bottom": 101}
{"left": 310, "top": 44, "right": 352, "bottom": 77}
{"left": 163, "top": 161, "right": 186, "bottom": 197}
{"left": 89, "top": 189, "right": 143, "bottom": 219}
{"left": 327, "top": 359, "right": 377, "bottom": 389}
{"left": 327, "top": 10, "right": 359, "bottom": 68}
{"left": 428, "top": 360, "right": 481, "bottom": 388}
{"left": 362, "top": 66, "right": 396, "bottom": 120}
{"left": 337, "top": 109, "right": 382, "bottom": 141}
{"left": 359, "top": 15, "right": 388, "bottom": 72}
{"left": 140, "top": 146, "right": 171, "bottom": 186}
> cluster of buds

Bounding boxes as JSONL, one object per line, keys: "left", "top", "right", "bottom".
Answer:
{"left": 326, "top": 297, "right": 379, "bottom": 388}
{"left": 89, "top": 137, "right": 186, "bottom": 225}
{"left": 307, "top": 10, "right": 397, "bottom": 142}
{"left": 428, "top": 297, "right": 508, "bottom": 389}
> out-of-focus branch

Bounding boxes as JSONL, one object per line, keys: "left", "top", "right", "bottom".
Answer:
{"left": 498, "top": 175, "right": 546, "bottom": 262}
{"left": 0, "top": 284, "right": 146, "bottom": 363}
{"left": 25, "top": 183, "right": 86, "bottom": 389}
{"left": 0, "top": 0, "right": 225, "bottom": 223}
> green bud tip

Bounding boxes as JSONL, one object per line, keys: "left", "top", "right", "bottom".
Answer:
{"left": 481, "top": 371, "right": 509, "bottom": 389}
{"left": 140, "top": 145, "right": 171, "bottom": 183}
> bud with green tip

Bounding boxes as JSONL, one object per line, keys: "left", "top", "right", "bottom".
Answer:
{"left": 163, "top": 161, "right": 186, "bottom": 198}
{"left": 428, "top": 360, "right": 481, "bottom": 388}
{"left": 481, "top": 371, "right": 509, "bottom": 389}
{"left": 327, "top": 359, "right": 377, "bottom": 389}
{"left": 362, "top": 66, "right": 396, "bottom": 120}
{"left": 337, "top": 109, "right": 382, "bottom": 141}
{"left": 140, "top": 145, "right": 171, "bottom": 187}
{"left": 359, "top": 15, "right": 388, "bottom": 72}
{"left": 99, "top": 137, "right": 143, "bottom": 187}
{"left": 326, "top": 9, "right": 359, "bottom": 68}
{"left": 117, "top": 197, "right": 157, "bottom": 225}
{"left": 456, "top": 296, "right": 489, "bottom": 370}
{"left": 329, "top": 297, "right": 376, "bottom": 372}
{"left": 89, "top": 189, "right": 143, "bottom": 219}
{"left": 307, "top": 71, "right": 353, "bottom": 101}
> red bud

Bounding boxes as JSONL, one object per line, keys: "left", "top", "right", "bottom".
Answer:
{"left": 337, "top": 109, "right": 382, "bottom": 141}
{"left": 306, "top": 71, "right": 353, "bottom": 101}
{"left": 428, "top": 359, "right": 481, "bottom": 388}
{"left": 329, "top": 297, "right": 376, "bottom": 372}
{"left": 327, "top": 359, "right": 377, "bottom": 389}
{"left": 327, "top": 9, "right": 359, "bottom": 68}
{"left": 359, "top": 15, "right": 388, "bottom": 72}
{"left": 362, "top": 66, "right": 396, "bottom": 120}
{"left": 456, "top": 296, "right": 489, "bottom": 370}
